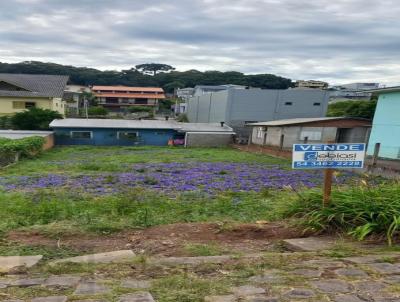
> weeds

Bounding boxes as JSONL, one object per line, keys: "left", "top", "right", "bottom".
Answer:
{"left": 282, "top": 183, "right": 400, "bottom": 245}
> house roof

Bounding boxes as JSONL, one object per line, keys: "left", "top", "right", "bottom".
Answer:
{"left": 248, "top": 117, "right": 371, "bottom": 127}
{"left": 0, "top": 130, "right": 53, "bottom": 139}
{"left": 92, "top": 86, "right": 164, "bottom": 92}
{"left": 49, "top": 118, "right": 234, "bottom": 133}
{"left": 93, "top": 93, "right": 166, "bottom": 99}
{"left": 365, "top": 86, "right": 400, "bottom": 95}
{"left": 0, "top": 74, "right": 69, "bottom": 98}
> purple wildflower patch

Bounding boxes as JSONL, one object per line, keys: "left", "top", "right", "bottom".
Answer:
{"left": 0, "top": 162, "right": 354, "bottom": 195}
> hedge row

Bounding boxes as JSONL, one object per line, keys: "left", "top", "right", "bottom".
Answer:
{"left": 0, "top": 136, "right": 46, "bottom": 158}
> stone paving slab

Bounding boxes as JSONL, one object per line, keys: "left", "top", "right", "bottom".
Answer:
{"left": 43, "top": 275, "right": 81, "bottom": 287}
{"left": 204, "top": 295, "right": 236, "bottom": 302}
{"left": 343, "top": 254, "right": 400, "bottom": 264}
{"left": 300, "top": 259, "right": 346, "bottom": 269}
{"left": 50, "top": 250, "right": 135, "bottom": 265}
{"left": 118, "top": 292, "right": 155, "bottom": 302}
{"left": 353, "top": 280, "right": 387, "bottom": 291}
{"left": 150, "top": 255, "right": 232, "bottom": 266}
{"left": 248, "top": 270, "right": 283, "bottom": 284}
{"left": 367, "top": 262, "right": 400, "bottom": 275}
{"left": 243, "top": 297, "right": 278, "bottom": 302}
{"left": 281, "top": 236, "right": 337, "bottom": 252}
{"left": 121, "top": 279, "right": 152, "bottom": 289}
{"left": 283, "top": 288, "right": 316, "bottom": 299}
{"left": 333, "top": 294, "right": 365, "bottom": 302}
{"left": 73, "top": 281, "right": 111, "bottom": 295}
{"left": 231, "top": 285, "right": 266, "bottom": 297}
{"left": 9, "top": 277, "right": 45, "bottom": 287}
{"left": 334, "top": 268, "right": 368, "bottom": 278}
{"left": 292, "top": 268, "right": 322, "bottom": 278}
{"left": 310, "top": 279, "right": 353, "bottom": 293}
{"left": 0, "top": 255, "right": 43, "bottom": 273}
{"left": 31, "top": 296, "right": 68, "bottom": 302}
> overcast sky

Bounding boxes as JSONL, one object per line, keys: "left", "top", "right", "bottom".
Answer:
{"left": 0, "top": 0, "right": 399, "bottom": 85}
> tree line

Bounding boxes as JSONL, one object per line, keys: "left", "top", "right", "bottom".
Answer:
{"left": 0, "top": 61, "right": 293, "bottom": 92}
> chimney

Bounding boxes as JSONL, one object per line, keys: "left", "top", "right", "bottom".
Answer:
{"left": 220, "top": 121, "right": 225, "bottom": 127}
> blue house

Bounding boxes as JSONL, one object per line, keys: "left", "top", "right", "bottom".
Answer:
{"left": 367, "top": 87, "right": 400, "bottom": 159}
{"left": 49, "top": 118, "right": 235, "bottom": 147}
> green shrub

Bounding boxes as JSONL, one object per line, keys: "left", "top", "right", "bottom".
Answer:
{"left": 0, "top": 136, "right": 45, "bottom": 158}
{"left": 11, "top": 108, "right": 62, "bottom": 130}
{"left": 87, "top": 106, "right": 108, "bottom": 116}
{"left": 128, "top": 106, "right": 153, "bottom": 113}
{"left": 0, "top": 116, "right": 13, "bottom": 129}
{"left": 176, "top": 113, "right": 189, "bottom": 122}
{"left": 282, "top": 183, "right": 400, "bottom": 245}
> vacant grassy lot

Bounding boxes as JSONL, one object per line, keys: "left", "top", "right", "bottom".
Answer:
{"left": 0, "top": 146, "right": 365, "bottom": 259}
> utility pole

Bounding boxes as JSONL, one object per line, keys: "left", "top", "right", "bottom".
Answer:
{"left": 84, "top": 98, "right": 89, "bottom": 119}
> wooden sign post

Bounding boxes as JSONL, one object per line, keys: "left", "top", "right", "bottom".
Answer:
{"left": 292, "top": 142, "right": 366, "bottom": 208}
{"left": 323, "top": 168, "right": 333, "bottom": 206}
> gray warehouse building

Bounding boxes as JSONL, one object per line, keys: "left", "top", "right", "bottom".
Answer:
{"left": 187, "top": 88, "right": 330, "bottom": 140}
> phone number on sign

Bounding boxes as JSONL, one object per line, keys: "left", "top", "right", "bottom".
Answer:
{"left": 293, "top": 161, "right": 363, "bottom": 168}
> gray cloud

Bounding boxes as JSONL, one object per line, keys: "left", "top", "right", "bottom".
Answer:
{"left": 0, "top": 0, "right": 399, "bottom": 84}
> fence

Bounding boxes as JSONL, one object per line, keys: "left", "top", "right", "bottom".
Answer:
{"left": 365, "top": 143, "right": 400, "bottom": 177}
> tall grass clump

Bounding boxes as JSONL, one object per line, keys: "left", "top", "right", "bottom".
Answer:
{"left": 282, "top": 182, "right": 400, "bottom": 245}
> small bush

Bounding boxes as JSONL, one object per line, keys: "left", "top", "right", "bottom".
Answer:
{"left": 0, "top": 136, "right": 45, "bottom": 158}
{"left": 176, "top": 113, "right": 189, "bottom": 122}
{"left": 128, "top": 106, "right": 153, "bottom": 113}
{"left": 0, "top": 116, "right": 12, "bottom": 129}
{"left": 87, "top": 106, "right": 108, "bottom": 116}
{"left": 282, "top": 183, "right": 400, "bottom": 245}
{"left": 11, "top": 108, "right": 63, "bottom": 130}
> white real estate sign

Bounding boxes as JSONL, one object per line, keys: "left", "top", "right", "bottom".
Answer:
{"left": 292, "top": 143, "right": 366, "bottom": 169}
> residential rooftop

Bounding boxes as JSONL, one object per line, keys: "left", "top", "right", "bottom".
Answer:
{"left": 92, "top": 86, "right": 164, "bottom": 92}
{"left": 248, "top": 117, "right": 371, "bottom": 127}
{"left": 0, "top": 130, "right": 53, "bottom": 139}
{"left": 50, "top": 118, "right": 234, "bottom": 133}
{"left": 0, "top": 73, "right": 69, "bottom": 98}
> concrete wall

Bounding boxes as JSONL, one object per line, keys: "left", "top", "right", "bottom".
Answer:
{"left": 367, "top": 92, "right": 400, "bottom": 159}
{"left": 187, "top": 88, "right": 330, "bottom": 138}
{"left": 43, "top": 133, "right": 54, "bottom": 150}
{"left": 185, "top": 132, "right": 233, "bottom": 147}
{"left": 251, "top": 126, "right": 337, "bottom": 149}
{"left": 0, "top": 96, "right": 65, "bottom": 116}
{"left": 251, "top": 125, "right": 370, "bottom": 149}
{"left": 187, "top": 90, "right": 228, "bottom": 123}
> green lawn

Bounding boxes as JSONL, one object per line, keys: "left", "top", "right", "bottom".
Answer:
{"left": 0, "top": 146, "right": 288, "bottom": 176}
{"left": 0, "top": 147, "right": 291, "bottom": 240}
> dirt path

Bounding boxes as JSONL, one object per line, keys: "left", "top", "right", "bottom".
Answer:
{"left": 7, "top": 222, "right": 302, "bottom": 256}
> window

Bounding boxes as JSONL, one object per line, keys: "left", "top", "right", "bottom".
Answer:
{"left": 256, "top": 127, "right": 264, "bottom": 138}
{"left": 71, "top": 131, "right": 92, "bottom": 139}
{"left": 313, "top": 102, "right": 321, "bottom": 106}
{"left": 300, "top": 130, "right": 322, "bottom": 141}
{"left": 284, "top": 102, "right": 293, "bottom": 106}
{"left": 25, "top": 102, "right": 35, "bottom": 108}
{"left": 118, "top": 131, "right": 139, "bottom": 140}
{"left": 134, "top": 99, "right": 148, "bottom": 105}
{"left": 12, "top": 101, "right": 36, "bottom": 109}
{"left": 13, "top": 102, "right": 25, "bottom": 109}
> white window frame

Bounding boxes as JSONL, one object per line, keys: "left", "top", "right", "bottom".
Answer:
{"left": 300, "top": 129, "right": 322, "bottom": 141}
{"left": 70, "top": 131, "right": 93, "bottom": 139}
{"left": 117, "top": 131, "right": 139, "bottom": 140}
{"left": 256, "top": 127, "right": 264, "bottom": 138}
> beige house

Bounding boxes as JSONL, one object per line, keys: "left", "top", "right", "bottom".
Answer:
{"left": 0, "top": 74, "right": 69, "bottom": 116}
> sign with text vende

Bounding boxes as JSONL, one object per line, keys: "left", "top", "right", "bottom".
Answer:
{"left": 292, "top": 143, "right": 366, "bottom": 169}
